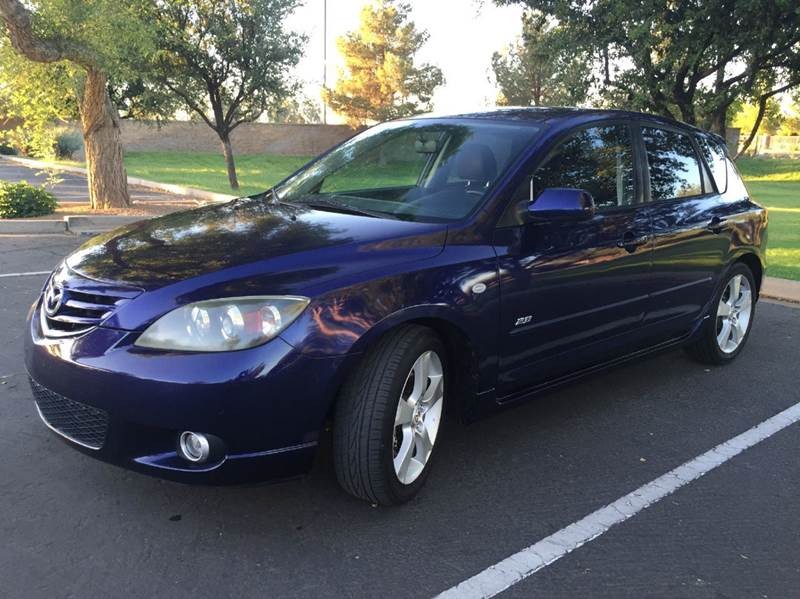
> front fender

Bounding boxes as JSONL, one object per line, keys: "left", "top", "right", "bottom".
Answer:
{"left": 345, "top": 303, "right": 480, "bottom": 356}
{"left": 278, "top": 246, "right": 501, "bottom": 394}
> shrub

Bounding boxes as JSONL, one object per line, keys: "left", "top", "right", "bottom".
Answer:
{"left": 55, "top": 130, "right": 83, "bottom": 159}
{"left": 0, "top": 181, "right": 58, "bottom": 218}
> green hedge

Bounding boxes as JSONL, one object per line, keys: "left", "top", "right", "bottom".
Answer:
{"left": 0, "top": 181, "right": 58, "bottom": 218}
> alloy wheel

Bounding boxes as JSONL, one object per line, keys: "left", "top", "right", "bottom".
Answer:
{"left": 392, "top": 350, "right": 444, "bottom": 485}
{"left": 716, "top": 274, "right": 752, "bottom": 354}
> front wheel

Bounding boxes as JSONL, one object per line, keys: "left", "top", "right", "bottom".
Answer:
{"left": 333, "top": 325, "right": 445, "bottom": 505}
{"left": 686, "top": 263, "right": 756, "bottom": 365}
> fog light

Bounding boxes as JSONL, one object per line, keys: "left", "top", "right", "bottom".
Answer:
{"left": 178, "top": 431, "right": 210, "bottom": 463}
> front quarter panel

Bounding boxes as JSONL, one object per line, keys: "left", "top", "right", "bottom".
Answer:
{"left": 278, "top": 244, "right": 501, "bottom": 393}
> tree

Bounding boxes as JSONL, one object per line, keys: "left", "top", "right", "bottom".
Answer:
{"left": 324, "top": 0, "right": 443, "bottom": 127}
{"left": 778, "top": 96, "right": 800, "bottom": 136}
{"left": 498, "top": 1, "right": 800, "bottom": 135}
{"left": 144, "top": 0, "right": 303, "bottom": 190}
{"left": 108, "top": 77, "right": 181, "bottom": 122}
{"left": 267, "top": 92, "right": 322, "bottom": 124}
{"left": 0, "top": 0, "right": 143, "bottom": 208}
{"left": 733, "top": 99, "right": 784, "bottom": 137}
{"left": 0, "top": 40, "right": 78, "bottom": 157}
{"left": 491, "top": 10, "right": 590, "bottom": 107}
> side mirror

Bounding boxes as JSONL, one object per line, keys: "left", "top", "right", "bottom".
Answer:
{"left": 527, "top": 187, "right": 596, "bottom": 221}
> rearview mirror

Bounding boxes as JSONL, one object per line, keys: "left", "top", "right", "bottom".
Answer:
{"left": 527, "top": 187, "right": 596, "bottom": 221}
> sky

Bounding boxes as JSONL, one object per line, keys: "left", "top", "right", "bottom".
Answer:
{"left": 286, "top": 0, "right": 526, "bottom": 122}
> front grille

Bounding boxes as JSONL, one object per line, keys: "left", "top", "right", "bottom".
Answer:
{"left": 30, "top": 378, "right": 109, "bottom": 450}
{"left": 40, "top": 265, "right": 141, "bottom": 338}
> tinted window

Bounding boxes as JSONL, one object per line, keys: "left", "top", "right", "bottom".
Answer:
{"left": 277, "top": 121, "right": 540, "bottom": 222}
{"left": 643, "top": 127, "right": 703, "bottom": 201}
{"left": 528, "top": 125, "right": 635, "bottom": 211}
{"left": 319, "top": 128, "right": 428, "bottom": 193}
{"left": 696, "top": 135, "right": 728, "bottom": 193}
{"left": 724, "top": 153, "right": 749, "bottom": 199}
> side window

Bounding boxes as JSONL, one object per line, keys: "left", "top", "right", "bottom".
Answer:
{"left": 724, "top": 156, "right": 749, "bottom": 199}
{"left": 527, "top": 125, "right": 636, "bottom": 211}
{"left": 696, "top": 135, "right": 728, "bottom": 193}
{"left": 642, "top": 127, "right": 703, "bottom": 201}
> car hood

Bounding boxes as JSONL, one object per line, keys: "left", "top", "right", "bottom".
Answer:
{"left": 64, "top": 198, "right": 448, "bottom": 330}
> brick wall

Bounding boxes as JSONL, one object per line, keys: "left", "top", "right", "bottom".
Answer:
{"left": 116, "top": 121, "right": 355, "bottom": 156}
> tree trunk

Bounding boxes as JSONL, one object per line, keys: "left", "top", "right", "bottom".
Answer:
{"left": 79, "top": 69, "right": 130, "bottom": 209}
{"left": 712, "top": 65, "right": 727, "bottom": 136}
{"left": 735, "top": 80, "right": 800, "bottom": 159}
{"left": 735, "top": 96, "right": 769, "bottom": 160}
{"left": 220, "top": 133, "right": 240, "bottom": 191}
{"left": 677, "top": 101, "right": 696, "bottom": 126}
{"left": 0, "top": 0, "right": 129, "bottom": 210}
{"left": 715, "top": 108, "right": 727, "bottom": 138}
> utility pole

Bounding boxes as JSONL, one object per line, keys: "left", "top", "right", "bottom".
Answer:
{"left": 322, "top": 0, "right": 328, "bottom": 124}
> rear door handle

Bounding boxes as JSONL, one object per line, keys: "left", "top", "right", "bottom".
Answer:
{"left": 617, "top": 231, "right": 650, "bottom": 252}
{"left": 706, "top": 216, "right": 727, "bottom": 233}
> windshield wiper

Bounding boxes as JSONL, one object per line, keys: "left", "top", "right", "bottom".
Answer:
{"left": 301, "top": 197, "right": 393, "bottom": 219}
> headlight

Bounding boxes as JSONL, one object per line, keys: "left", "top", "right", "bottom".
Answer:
{"left": 135, "top": 296, "right": 309, "bottom": 352}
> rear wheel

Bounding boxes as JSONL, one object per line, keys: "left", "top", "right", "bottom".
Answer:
{"left": 333, "top": 325, "right": 445, "bottom": 505}
{"left": 686, "top": 263, "right": 756, "bottom": 365}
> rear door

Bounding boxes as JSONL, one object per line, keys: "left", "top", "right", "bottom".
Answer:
{"left": 639, "top": 125, "right": 733, "bottom": 340}
{"left": 494, "top": 122, "right": 654, "bottom": 398}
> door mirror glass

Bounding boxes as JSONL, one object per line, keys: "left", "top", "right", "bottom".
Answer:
{"left": 527, "top": 188, "right": 596, "bottom": 221}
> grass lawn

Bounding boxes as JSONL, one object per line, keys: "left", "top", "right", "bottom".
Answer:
{"left": 61, "top": 151, "right": 313, "bottom": 197}
{"left": 123, "top": 151, "right": 313, "bottom": 197}
{"left": 737, "top": 158, "right": 800, "bottom": 281}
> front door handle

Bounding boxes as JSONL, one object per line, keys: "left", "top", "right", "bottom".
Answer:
{"left": 706, "top": 216, "right": 728, "bottom": 233}
{"left": 617, "top": 231, "right": 650, "bottom": 252}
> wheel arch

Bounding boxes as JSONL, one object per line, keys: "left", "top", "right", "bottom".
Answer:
{"left": 733, "top": 252, "right": 763, "bottom": 297}
{"left": 326, "top": 307, "right": 484, "bottom": 424}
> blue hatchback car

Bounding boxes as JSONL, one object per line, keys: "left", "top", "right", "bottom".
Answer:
{"left": 26, "top": 108, "right": 767, "bottom": 504}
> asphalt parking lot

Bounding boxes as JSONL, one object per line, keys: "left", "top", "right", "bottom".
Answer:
{"left": 1, "top": 233, "right": 798, "bottom": 598}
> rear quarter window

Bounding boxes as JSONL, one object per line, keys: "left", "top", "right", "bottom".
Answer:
{"left": 696, "top": 135, "right": 728, "bottom": 193}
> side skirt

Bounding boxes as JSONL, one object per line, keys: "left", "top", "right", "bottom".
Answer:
{"left": 494, "top": 332, "right": 694, "bottom": 408}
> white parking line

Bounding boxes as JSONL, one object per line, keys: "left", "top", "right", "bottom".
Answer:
{"left": 435, "top": 401, "right": 800, "bottom": 599}
{"left": 0, "top": 271, "right": 50, "bottom": 278}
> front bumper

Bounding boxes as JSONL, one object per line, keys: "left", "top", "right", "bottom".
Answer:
{"left": 24, "top": 300, "right": 346, "bottom": 485}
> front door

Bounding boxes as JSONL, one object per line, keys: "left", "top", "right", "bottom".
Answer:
{"left": 494, "top": 123, "right": 654, "bottom": 398}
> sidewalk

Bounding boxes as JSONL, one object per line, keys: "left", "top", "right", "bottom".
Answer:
{"left": 0, "top": 154, "right": 237, "bottom": 235}
{"left": 762, "top": 276, "right": 800, "bottom": 304}
{"left": 0, "top": 155, "right": 236, "bottom": 204}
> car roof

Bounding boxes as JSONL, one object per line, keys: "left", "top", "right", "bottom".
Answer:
{"left": 410, "top": 106, "right": 716, "bottom": 138}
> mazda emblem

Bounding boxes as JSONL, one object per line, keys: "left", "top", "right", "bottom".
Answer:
{"left": 44, "top": 282, "right": 64, "bottom": 317}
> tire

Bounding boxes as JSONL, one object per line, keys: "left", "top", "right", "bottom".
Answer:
{"left": 685, "top": 262, "right": 757, "bottom": 365}
{"left": 333, "top": 325, "right": 446, "bottom": 505}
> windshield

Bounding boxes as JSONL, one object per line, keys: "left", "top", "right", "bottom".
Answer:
{"left": 274, "top": 120, "right": 540, "bottom": 222}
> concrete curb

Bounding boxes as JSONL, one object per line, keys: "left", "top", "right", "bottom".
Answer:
{"left": 0, "top": 219, "right": 67, "bottom": 234}
{"left": 64, "top": 215, "right": 147, "bottom": 235}
{"left": 0, "top": 155, "right": 237, "bottom": 204}
{"left": 0, "top": 215, "right": 149, "bottom": 235}
{"left": 762, "top": 276, "right": 800, "bottom": 304}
